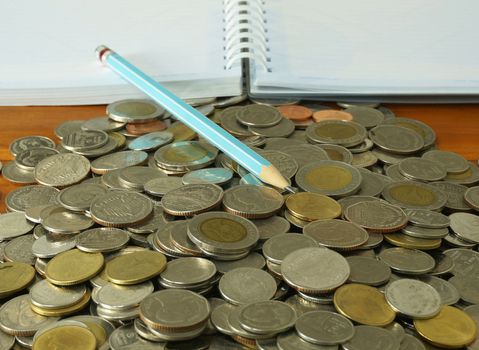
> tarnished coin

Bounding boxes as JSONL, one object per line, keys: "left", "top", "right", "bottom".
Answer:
{"left": 465, "top": 186, "right": 479, "bottom": 211}
{"left": 90, "top": 191, "right": 153, "bottom": 227}
{"left": 3, "top": 234, "right": 35, "bottom": 265}
{"left": 30, "top": 279, "right": 87, "bottom": 309}
{"left": 213, "top": 252, "right": 266, "bottom": 274}
{"left": 449, "top": 212, "right": 479, "bottom": 244}
{"left": 54, "top": 120, "right": 85, "bottom": 139}
{"left": 444, "top": 162, "right": 479, "bottom": 186}
{"left": 443, "top": 249, "right": 479, "bottom": 277}
{"left": 237, "top": 105, "right": 283, "bottom": 127}
{"left": 62, "top": 130, "right": 109, "bottom": 151}
{"left": 210, "top": 302, "right": 238, "bottom": 336}
{"left": 219, "top": 267, "right": 277, "bottom": 305}
{"left": 342, "top": 325, "right": 400, "bottom": 350}
{"left": 34, "top": 153, "right": 90, "bottom": 187}
{"left": 419, "top": 275, "right": 460, "bottom": 306}
{"left": 76, "top": 227, "right": 129, "bottom": 253}
{"left": 296, "top": 161, "right": 362, "bottom": 197}
{"left": 385, "top": 279, "right": 441, "bottom": 319}
{"left": 0, "top": 330, "right": 14, "bottom": 350}
{"left": 381, "top": 181, "right": 447, "bottom": 211}
{"left": 42, "top": 207, "right": 94, "bottom": 233}
{"left": 281, "top": 144, "right": 329, "bottom": 169}
{"left": 1, "top": 161, "right": 36, "bottom": 184}
{"left": 286, "top": 192, "right": 341, "bottom": 222}
{"left": 295, "top": 311, "right": 354, "bottom": 345}
{"left": 182, "top": 168, "right": 233, "bottom": 186}
{"left": 430, "top": 181, "right": 470, "bottom": 211}
{"left": 15, "top": 147, "right": 59, "bottom": 171}
{"left": 128, "top": 131, "right": 174, "bottom": 152}
{"left": 422, "top": 150, "right": 469, "bottom": 174}
{"left": 253, "top": 216, "right": 291, "bottom": 241}
{"left": 162, "top": 184, "right": 223, "bottom": 216}
{"left": 262, "top": 233, "right": 318, "bottom": 264}
{"left": 0, "top": 212, "right": 34, "bottom": 241}
{"left": 222, "top": 185, "right": 284, "bottom": 219}
{"left": 316, "top": 144, "right": 353, "bottom": 164}
{"left": 306, "top": 120, "right": 367, "bottom": 147}
{"left": 144, "top": 177, "right": 184, "bottom": 197}
{"left": 378, "top": 248, "right": 435, "bottom": 274}
{"left": 106, "top": 250, "right": 166, "bottom": 285}
{"left": 238, "top": 300, "right": 297, "bottom": 334}
{"left": 355, "top": 168, "right": 392, "bottom": 197}
{"left": 429, "top": 253, "right": 454, "bottom": 276}
{"left": 405, "top": 209, "right": 450, "bottom": 229}
{"left": 369, "top": 125, "right": 424, "bottom": 154}
{"left": 154, "top": 141, "right": 218, "bottom": 171}
{"left": 5, "top": 185, "right": 59, "bottom": 212}
{"left": 281, "top": 247, "right": 349, "bottom": 294}
{"left": 249, "top": 118, "right": 296, "bottom": 138}
{"left": 220, "top": 107, "right": 254, "bottom": 137}
{"left": 57, "top": 183, "right": 108, "bottom": 211}
{"left": 398, "top": 157, "right": 447, "bottom": 182}
{"left": 444, "top": 232, "right": 477, "bottom": 248}
{"left": 304, "top": 219, "right": 369, "bottom": 250}
{"left": 91, "top": 150, "right": 148, "bottom": 174}
{"left": 346, "top": 256, "right": 391, "bottom": 286}
{"left": 344, "top": 200, "right": 407, "bottom": 233}
{"left": 9, "top": 136, "right": 55, "bottom": 157}
{"left": 449, "top": 275, "right": 479, "bottom": 305}
{"left": 344, "top": 106, "right": 384, "bottom": 129}
{"left": 0, "top": 262, "right": 35, "bottom": 298}
{"left": 401, "top": 225, "right": 448, "bottom": 239}
{"left": 74, "top": 135, "right": 118, "bottom": 158}
{"left": 107, "top": 99, "right": 164, "bottom": 123}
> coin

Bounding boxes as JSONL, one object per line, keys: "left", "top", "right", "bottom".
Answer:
{"left": 341, "top": 325, "right": 400, "bottom": 350}
{"left": 67, "top": 315, "right": 115, "bottom": 350}
{"left": 422, "top": 150, "right": 469, "bottom": 174}
{"left": 286, "top": 192, "right": 341, "bottom": 222}
{"left": 30, "top": 279, "right": 87, "bottom": 310}
{"left": 219, "top": 267, "right": 277, "bottom": 305}
{"left": 32, "top": 234, "right": 77, "bottom": 258}
{"left": 383, "top": 117, "right": 436, "bottom": 149}
{"left": 277, "top": 330, "right": 339, "bottom": 350}
{"left": 381, "top": 181, "right": 447, "bottom": 211}
{"left": 419, "top": 275, "right": 460, "bottom": 306}
{"left": 356, "top": 168, "right": 393, "bottom": 197}
{"left": 312, "top": 109, "right": 353, "bottom": 122}
{"left": 280, "top": 144, "right": 329, "bottom": 169}
{"left": 162, "top": 184, "right": 223, "bottom": 216}
{"left": 465, "top": 186, "right": 479, "bottom": 211}
{"left": 95, "top": 281, "right": 154, "bottom": 311}
{"left": 4, "top": 234, "right": 35, "bottom": 265}
{"left": 464, "top": 305, "right": 479, "bottom": 350}
{"left": 281, "top": 247, "right": 349, "bottom": 294}
{"left": 118, "top": 166, "right": 165, "bottom": 191}
{"left": 220, "top": 107, "right": 254, "bottom": 137}
{"left": 316, "top": 144, "right": 353, "bottom": 163}
{"left": 304, "top": 219, "right": 369, "bottom": 250}
{"left": 346, "top": 256, "right": 391, "bottom": 286}
{"left": 262, "top": 233, "right": 318, "bottom": 264}
{"left": 344, "top": 106, "right": 384, "bottom": 129}
{"left": 222, "top": 185, "right": 284, "bottom": 219}
{"left": 33, "top": 325, "right": 97, "bottom": 350}
{"left": 378, "top": 248, "right": 435, "bottom": 274}
{"left": 1, "top": 161, "right": 36, "bottom": 184}
{"left": 15, "top": 147, "right": 59, "bottom": 171}
{"left": 210, "top": 302, "right": 238, "bottom": 336}
{"left": 42, "top": 207, "right": 94, "bottom": 233}
{"left": 76, "top": 227, "right": 130, "bottom": 253}
{"left": 295, "top": 160, "right": 362, "bottom": 197}
{"left": 107, "top": 99, "right": 164, "bottom": 123}
{"left": 213, "top": 252, "right": 266, "bottom": 274}
{"left": 144, "top": 177, "right": 184, "bottom": 197}
{"left": 253, "top": 216, "right": 291, "bottom": 241}
{"left": 0, "top": 262, "right": 35, "bottom": 298}
{"left": 57, "top": 183, "right": 108, "bottom": 211}
{"left": 249, "top": 118, "right": 295, "bottom": 138}
{"left": 344, "top": 200, "right": 407, "bottom": 233}
{"left": 54, "top": 120, "right": 85, "bottom": 139}
{"left": 295, "top": 311, "right": 354, "bottom": 345}
{"left": 444, "top": 248, "right": 479, "bottom": 277}
{"left": 81, "top": 116, "right": 125, "bottom": 132}
{"left": 159, "top": 257, "right": 217, "bottom": 287}
{"left": 306, "top": 120, "right": 366, "bottom": 147}
{"left": 237, "top": 105, "right": 283, "bottom": 127}
{"left": 0, "top": 212, "right": 34, "bottom": 240}
{"left": 238, "top": 300, "right": 297, "bottom": 334}
{"left": 430, "top": 181, "right": 470, "bottom": 211}
{"left": 90, "top": 191, "right": 153, "bottom": 227}
{"left": 405, "top": 209, "right": 450, "bottom": 229}
{"left": 351, "top": 151, "right": 378, "bottom": 168}
{"left": 154, "top": 141, "right": 218, "bottom": 171}
{"left": 9, "top": 136, "right": 55, "bottom": 157}
{"left": 91, "top": 150, "right": 148, "bottom": 174}
{"left": 128, "top": 131, "right": 174, "bottom": 152}
{"left": 444, "top": 162, "right": 479, "bottom": 186}
{"left": 62, "top": 130, "right": 109, "bottom": 151}
{"left": 277, "top": 105, "right": 313, "bottom": 121}
{"left": 383, "top": 233, "right": 442, "bottom": 250}
{"left": 414, "top": 306, "right": 477, "bottom": 349}
{"left": 106, "top": 250, "right": 166, "bottom": 285}
{"left": 126, "top": 119, "right": 167, "bottom": 135}
{"left": 34, "top": 153, "right": 90, "bottom": 187}
{"left": 182, "top": 168, "right": 233, "bottom": 186}
{"left": 448, "top": 275, "right": 479, "bottom": 305}
{"left": 449, "top": 212, "right": 479, "bottom": 244}
{"left": 369, "top": 125, "right": 424, "bottom": 154}
{"left": 398, "top": 157, "right": 447, "bottom": 182}
{"left": 401, "top": 225, "right": 448, "bottom": 239}
{"left": 108, "top": 323, "right": 163, "bottom": 349}
{"left": 257, "top": 150, "right": 299, "bottom": 179}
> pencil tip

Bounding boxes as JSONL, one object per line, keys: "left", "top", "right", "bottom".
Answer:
{"left": 95, "top": 45, "right": 112, "bottom": 62}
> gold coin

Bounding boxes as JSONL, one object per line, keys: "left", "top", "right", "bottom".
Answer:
{"left": 0, "top": 262, "right": 35, "bottom": 298}
{"left": 333, "top": 283, "right": 396, "bottom": 326}
{"left": 162, "top": 143, "right": 208, "bottom": 163}
{"left": 389, "top": 184, "right": 437, "bottom": 206}
{"left": 79, "top": 321, "right": 108, "bottom": 349}
{"left": 30, "top": 290, "right": 91, "bottom": 317}
{"left": 167, "top": 122, "right": 197, "bottom": 141}
{"left": 414, "top": 306, "right": 477, "bottom": 349}
{"left": 109, "top": 131, "right": 126, "bottom": 148}
{"left": 32, "top": 325, "right": 96, "bottom": 350}
{"left": 305, "top": 165, "right": 352, "bottom": 191}
{"left": 106, "top": 250, "right": 167, "bottom": 285}
{"left": 45, "top": 249, "right": 104, "bottom": 286}
{"left": 285, "top": 192, "right": 341, "bottom": 221}
{"left": 384, "top": 233, "right": 441, "bottom": 250}
{"left": 200, "top": 218, "right": 247, "bottom": 243}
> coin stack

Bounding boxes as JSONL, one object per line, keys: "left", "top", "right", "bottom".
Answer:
{"left": 1, "top": 97, "right": 479, "bottom": 350}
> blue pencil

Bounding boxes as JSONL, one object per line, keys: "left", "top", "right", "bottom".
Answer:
{"left": 96, "top": 45, "right": 291, "bottom": 191}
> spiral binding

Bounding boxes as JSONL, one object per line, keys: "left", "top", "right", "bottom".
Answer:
{"left": 223, "top": 0, "right": 270, "bottom": 71}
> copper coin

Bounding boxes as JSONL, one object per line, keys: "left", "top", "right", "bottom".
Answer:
{"left": 126, "top": 120, "right": 167, "bottom": 135}
{"left": 312, "top": 110, "right": 353, "bottom": 122}
{"left": 276, "top": 105, "right": 313, "bottom": 121}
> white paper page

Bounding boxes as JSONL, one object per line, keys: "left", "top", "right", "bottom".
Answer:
{"left": 0, "top": 0, "right": 240, "bottom": 101}
{"left": 253, "top": 0, "right": 479, "bottom": 93}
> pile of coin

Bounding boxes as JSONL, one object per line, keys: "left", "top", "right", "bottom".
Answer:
{"left": 1, "top": 96, "right": 479, "bottom": 350}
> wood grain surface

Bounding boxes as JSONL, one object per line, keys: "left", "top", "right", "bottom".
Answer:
{"left": 0, "top": 103, "right": 478, "bottom": 212}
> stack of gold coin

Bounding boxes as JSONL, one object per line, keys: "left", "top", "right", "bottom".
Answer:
{"left": 284, "top": 192, "right": 341, "bottom": 227}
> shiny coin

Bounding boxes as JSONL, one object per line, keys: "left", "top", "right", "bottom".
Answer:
{"left": 219, "top": 267, "right": 277, "bottom": 305}
{"left": 76, "top": 227, "right": 129, "bottom": 253}
{"left": 9, "top": 136, "right": 55, "bottom": 157}
{"left": 414, "top": 305, "right": 477, "bottom": 349}
{"left": 304, "top": 219, "right": 369, "bottom": 251}
{"left": 344, "top": 200, "right": 407, "bottom": 233}
{"left": 1, "top": 161, "right": 36, "bottom": 184}
{"left": 262, "top": 233, "right": 318, "bottom": 264}
{"left": 316, "top": 144, "right": 353, "bottom": 163}
{"left": 237, "top": 105, "right": 283, "bottom": 127}
{"left": 465, "top": 186, "right": 479, "bottom": 211}
{"left": 306, "top": 120, "right": 366, "bottom": 147}
{"left": 401, "top": 225, "right": 448, "bottom": 239}
{"left": 34, "top": 153, "right": 90, "bottom": 187}
{"left": 430, "top": 181, "right": 470, "bottom": 211}
{"left": 249, "top": 118, "right": 296, "bottom": 138}
{"left": 253, "top": 216, "right": 291, "bottom": 241}
{"left": 33, "top": 325, "right": 97, "bottom": 350}
{"left": 91, "top": 150, "right": 148, "bottom": 174}
{"left": 144, "top": 177, "right": 184, "bottom": 196}
{"left": 449, "top": 212, "right": 479, "bottom": 244}
{"left": 95, "top": 281, "right": 154, "bottom": 310}
{"left": 140, "top": 289, "right": 210, "bottom": 331}
{"left": 286, "top": 192, "right": 341, "bottom": 222}
{"left": 0, "top": 262, "right": 35, "bottom": 298}
{"left": 30, "top": 279, "right": 87, "bottom": 309}
{"left": 312, "top": 109, "right": 353, "bottom": 122}
{"left": 81, "top": 116, "right": 125, "bottom": 132}
{"left": 378, "top": 247, "right": 435, "bottom": 274}
{"left": 159, "top": 257, "right": 217, "bottom": 287}
{"left": 107, "top": 99, "right": 164, "bottom": 123}
{"left": 422, "top": 150, "right": 469, "bottom": 174}
{"left": 385, "top": 279, "right": 441, "bottom": 319}
{"left": 281, "top": 247, "right": 349, "bottom": 294}
{"left": 342, "top": 325, "right": 400, "bottom": 350}
{"left": 32, "top": 234, "right": 77, "bottom": 258}
{"left": 154, "top": 141, "right": 217, "bottom": 171}
{"left": 182, "top": 168, "right": 233, "bottom": 185}
{"left": 0, "top": 212, "right": 34, "bottom": 240}
{"left": 220, "top": 107, "right": 254, "bottom": 137}
{"left": 54, "top": 120, "right": 85, "bottom": 139}
{"left": 213, "top": 252, "right": 266, "bottom": 274}
{"left": 90, "top": 191, "right": 153, "bottom": 227}
{"left": 334, "top": 284, "right": 396, "bottom": 326}
{"left": 346, "top": 256, "right": 391, "bottom": 286}
{"left": 448, "top": 275, "right": 479, "bottom": 305}
{"left": 383, "top": 233, "right": 441, "bottom": 250}
{"left": 344, "top": 106, "right": 384, "bottom": 129}
{"left": 128, "top": 131, "right": 174, "bottom": 151}
{"left": 15, "top": 147, "right": 59, "bottom": 171}
{"left": 223, "top": 185, "right": 284, "bottom": 219}
{"left": 46, "top": 249, "right": 104, "bottom": 286}
{"left": 106, "top": 250, "right": 166, "bottom": 285}
{"left": 238, "top": 300, "right": 297, "bottom": 334}
{"left": 57, "top": 183, "right": 108, "bottom": 211}
{"left": 118, "top": 166, "right": 165, "bottom": 191}
{"left": 369, "top": 125, "right": 424, "bottom": 154}
{"left": 227, "top": 306, "right": 274, "bottom": 340}
{"left": 295, "top": 311, "right": 354, "bottom": 345}
{"left": 405, "top": 209, "right": 450, "bottom": 229}
{"left": 398, "top": 157, "right": 447, "bottom": 182}
{"left": 61, "top": 130, "right": 109, "bottom": 151}
{"left": 42, "top": 207, "right": 94, "bottom": 233}
{"left": 296, "top": 160, "right": 362, "bottom": 197}
{"left": 381, "top": 181, "right": 447, "bottom": 211}
{"left": 277, "top": 105, "right": 313, "bottom": 120}
{"left": 162, "top": 184, "right": 223, "bottom": 216}
{"left": 419, "top": 275, "right": 460, "bottom": 305}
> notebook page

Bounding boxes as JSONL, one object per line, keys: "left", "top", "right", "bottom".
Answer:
{"left": 253, "top": 0, "right": 479, "bottom": 93}
{"left": 0, "top": 0, "right": 241, "bottom": 104}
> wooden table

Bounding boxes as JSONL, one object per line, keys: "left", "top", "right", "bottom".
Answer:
{"left": 1, "top": 104, "right": 478, "bottom": 212}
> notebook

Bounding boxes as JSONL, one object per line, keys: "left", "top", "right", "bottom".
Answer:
{"left": 1, "top": 0, "right": 479, "bottom": 105}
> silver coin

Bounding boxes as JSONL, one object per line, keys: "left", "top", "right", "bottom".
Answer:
{"left": 237, "top": 105, "right": 283, "bottom": 127}
{"left": 107, "top": 99, "right": 164, "bottom": 123}
{"left": 227, "top": 306, "right": 274, "bottom": 340}
{"left": 144, "top": 177, "right": 184, "bottom": 197}
{"left": 337, "top": 195, "right": 384, "bottom": 212}
{"left": 384, "top": 164, "right": 409, "bottom": 181}
{"left": 15, "top": 147, "right": 59, "bottom": 171}
{"left": 297, "top": 291, "right": 334, "bottom": 305}
{"left": 418, "top": 275, "right": 460, "bottom": 305}
{"left": 384, "top": 322, "right": 405, "bottom": 344}
{"left": 222, "top": 185, "right": 284, "bottom": 219}
{"left": 399, "top": 334, "right": 426, "bottom": 350}
{"left": 257, "top": 150, "right": 299, "bottom": 179}
{"left": 348, "top": 138, "right": 374, "bottom": 153}
{"left": 162, "top": 184, "right": 223, "bottom": 216}
{"left": 262, "top": 233, "right": 318, "bottom": 264}
{"left": 449, "top": 212, "right": 479, "bottom": 244}
{"left": 351, "top": 151, "right": 378, "bottom": 168}
{"left": 5, "top": 185, "right": 59, "bottom": 213}
{"left": 96, "top": 304, "right": 139, "bottom": 321}
{"left": 281, "top": 247, "right": 350, "bottom": 294}
{"left": 264, "top": 137, "right": 305, "bottom": 150}
{"left": 295, "top": 311, "right": 354, "bottom": 345}
{"left": 252, "top": 216, "right": 291, "bottom": 241}
{"left": 0, "top": 212, "right": 34, "bottom": 241}
{"left": 401, "top": 225, "right": 448, "bottom": 239}
{"left": 1, "top": 161, "right": 36, "bottom": 184}
{"left": 0, "top": 294, "right": 59, "bottom": 336}
{"left": 29, "top": 279, "right": 86, "bottom": 309}
{"left": 369, "top": 125, "right": 424, "bottom": 154}
{"left": 74, "top": 135, "right": 119, "bottom": 158}
{"left": 128, "top": 131, "right": 174, "bottom": 152}
{"left": 346, "top": 256, "right": 391, "bottom": 286}
{"left": 210, "top": 302, "right": 238, "bottom": 336}
{"left": 101, "top": 168, "right": 138, "bottom": 191}
{"left": 430, "top": 181, "right": 470, "bottom": 211}
{"left": 378, "top": 248, "right": 435, "bottom": 274}
{"left": 109, "top": 323, "right": 164, "bottom": 349}
{"left": 128, "top": 205, "right": 168, "bottom": 234}
{"left": 422, "top": 150, "right": 469, "bottom": 174}
{"left": 355, "top": 168, "right": 393, "bottom": 197}
{"left": 167, "top": 220, "right": 202, "bottom": 256}
{"left": 9, "top": 136, "right": 55, "bottom": 157}
{"left": 34, "top": 153, "right": 90, "bottom": 187}
{"left": 256, "top": 338, "right": 280, "bottom": 350}
{"left": 220, "top": 107, "right": 254, "bottom": 137}
{"left": 96, "top": 281, "right": 154, "bottom": 310}
{"left": 249, "top": 118, "right": 296, "bottom": 138}
{"left": 148, "top": 323, "right": 207, "bottom": 342}
{"left": 381, "top": 181, "right": 448, "bottom": 211}
{"left": 341, "top": 325, "right": 399, "bottom": 350}
{"left": 182, "top": 168, "right": 233, "bottom": 186}
{"left": 155, "top": 222, "right": 192, "bottom": 258}
{"left": 444, "top": 233, "right": 477, "bottom": 248}
{"left": 448, "top": 275, "right": 479, "bottom": 305}
{"left": 54, "top": 120, "right": 85, "bottom": 139}
{"left": 4, "top": 234, "right": 35, "bottom": 265}
{"left": 212, "top": 94, "right": 248, "bottom": 108}
{"left": 238, "top": 300, "right": 296, "bottom": 334}
{"left": 42, "top": 207, "right": 94, "bottom": 234}
{"left": 281, "top": 144, "right": 329, "bottom": 169}
{"left": 371, "top": 147, "right": 408, "bottom": 165}
{"left": 81, "top": 116, "right": 126, "bottom": 132}
{"left": 344, "top": 106, "right": 384, "bottom": 129}
{"left": 213, "top": 252, "right": 265, "bottom": 274}
{"left": 464, "top": 305, "right": 479, "bottom": 350}
{"left": 357, "top": 232, "right": 383, "bottom": 250}
{"left": 344, "top": 201, "right": 408, "bottom": 233}
{"left": 118, "top": 166, "right": 166, "bottom": 191}
{"left": 405, "top": 209, "right": 450, "bottom": 229}
{"left": 159, "top": 257, "right": 216, "bottom": 286}
{"left": 61, "top": 129, "right": 109, "bottom": 151}
{"left": 444, "top": 162, "right": 479, "bottom": 186}
{"left": 91, "top": 150, "right": 148, "bottom": 174}
{"left": 0, "top": 329, "right": 14, "bottom": 350}
{"left": 31, "top": 234, "right": 77, "bottom": 258}
{"left": 398, "top": 157, "right": 447, "bottom": 182}
{"left": 465, "top": 186, "right": 479, "bottom": 211}
{"left": 284, "top": 295, "right": 332, "bottom": 317}
{"left": 218, "top": 267, "right": 277, "bottom": 305}
{"left": 277, "top": 330, "right": 338, "bottom": 350}
{"left": 305, "top": 120, "right": 366, "bottom": 148}
{"left": 76, "top": 227, "right": 130, "bottom": 253}
{"left": 133, "top": 317, "right": 166, "bottom": 342}
{"left": 304, "top": 219, "right": 369, "bottom": 251}
{"left": 429, "top": 253, "right": 454, "bottom": 276}
{"left": 57, "top": 183, "right": 108, "bottom": 211}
